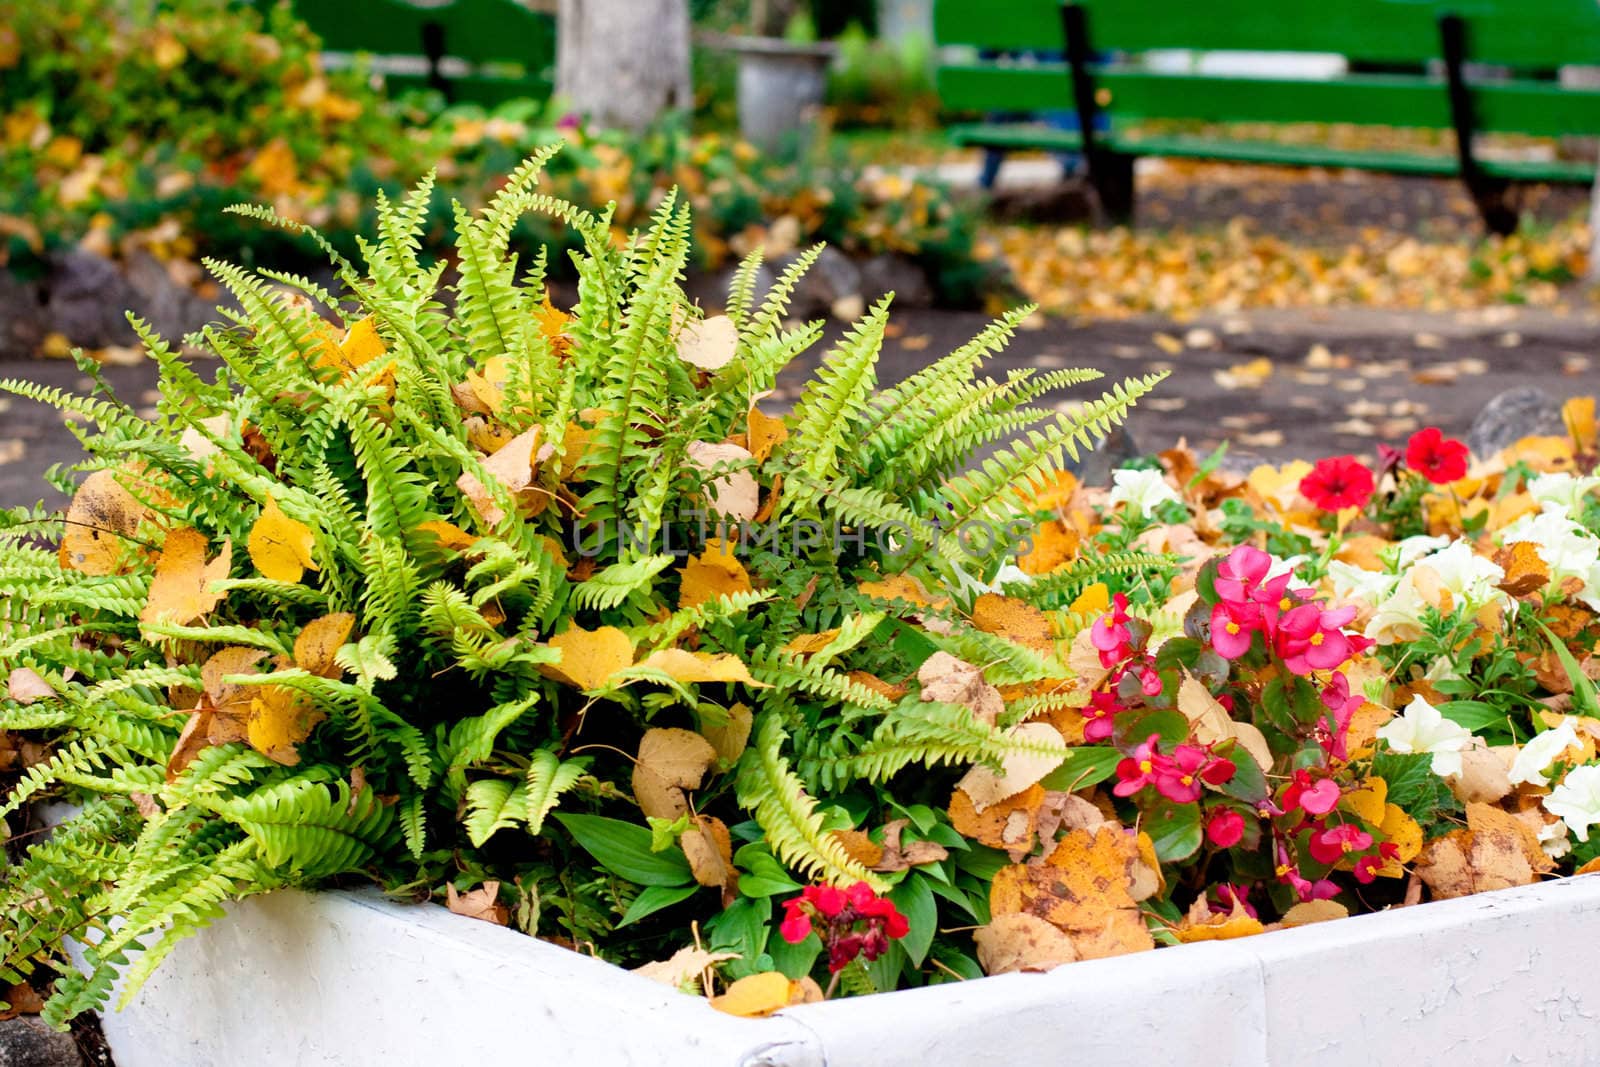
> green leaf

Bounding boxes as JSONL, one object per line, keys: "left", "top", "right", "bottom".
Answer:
{"left": 705, "top": 895, "right": 773, "bottom": 979}
{"left": 1038, "top": 746, "right": 1122, "bottom": 791}
{"left": 1144, "top": 800, "right": 1202, "bottom": 862}
{"left": 617, "top": 884, "right": 698, "bottom": 927}
{"left": 1437, "top": 699, "right": 1514, "bottom": 732}
{"left": 1535, "top": 621, "right": 1600, "bottom": 716}
{"left": 768, "top": 929, "right": 823, "bottom": 979}
{"left": 889, "top": 874, "right": 937, "bottom": 968}
{"left": 1216, "top": 745, "right": 1269, "bottom": 804}
{"left": 555, "top": 814, "right": 694, "bottom": 887}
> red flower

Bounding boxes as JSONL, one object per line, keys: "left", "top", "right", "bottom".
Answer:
{"left": 1299, "top": 456, "right": 1375, "bottom": 511}
{"left": 1114, "top": 734, "right": 1165, "bottom": 798}
{"left": 1405, "top": 427, "right": 1470, "bottom": 485}
{"left": 1083, "top": 688, "right": 1121, "bottom": 742}
{"left": 1309, "top": 823, "right": 1374, "bottom": 865}
{"left": 1353, "top": 842, "right": 1402, "bottom": 884}
{"left": 780, "top": 882, "right": 909, "bottom": 972}
{"left": 1282, "top": 770, "right": 1342, "bottom": 817}
{"left": 1206, "top": 809, "right": 1246, "bottom": 848}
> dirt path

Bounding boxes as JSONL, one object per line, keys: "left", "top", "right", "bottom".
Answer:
{"left": 3, "top": 303, "right": 1594, "bottom": 509}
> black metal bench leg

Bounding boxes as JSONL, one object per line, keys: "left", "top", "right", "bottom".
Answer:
{"left": 1062, "top": 3, "right": 1136, "bottom": 226}
{"left": 1439, "top": 13, "right": 1516, "bottom": 236}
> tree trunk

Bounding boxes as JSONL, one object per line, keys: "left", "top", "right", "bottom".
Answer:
{"left": 556, "top": 0, "right": 692, "bottom": 133}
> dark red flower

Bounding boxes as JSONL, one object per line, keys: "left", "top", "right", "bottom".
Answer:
{"left": 779, "top": 882, "right": 909, "bottom": 972}
{"left": 1405, "top": 427, "right": 1470, "bottom": 484}
{"left": 1206, "top": 809, "right": 1246, "bottom": 848}
{"left": 1299, "top": 456, "right": 1375, "bottom": 511}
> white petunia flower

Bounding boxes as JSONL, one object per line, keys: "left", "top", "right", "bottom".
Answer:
{"left": 1539, "top": 820, "right": 1572, "bottom": 861}
{"left": 1544, "top": 764, "right": 1600, "bottom": 843}
{"left": 1499, "top": 504, "right": 1600, "bottom": 609}
{"left": 1412, "top": 540, "right": 1506, "bottom": 611}
{"left": 1527, "top": 472, "right": 1600, "bottom": 517}
{"left": 1107, "top": 468, "right": 1182, "bottom": 517}
{"left": 1508, "top": 720, "right": 1582, "bottom": 787}
{"left": 1326, "top": 560, "right": 1399, "bottom": 608}
{"left": 1364, "top": 579, "right": 1428, "bottom": 645}
{"left": 1375, "top": 696, "right": 1473, "bottom": 778}
{"left": 1394, "top": 535, "right": 1451, "bottom": 567}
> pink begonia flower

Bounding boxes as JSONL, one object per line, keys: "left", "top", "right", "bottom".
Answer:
{"left": 1206, "top": 809, "right": 1246, "bottom": 848}
{"left": 1276, "top": 602, "right": 1361, "bottom": 674}
{"left": 1090, "top": 593, "right": 1135, "bottom": 668}
{"left": 1113, "top": 734, "right": 1165, "bottom": 797}
{"left": 1282, "top": 770, "right": 1342, "bottom": 817}
{"left": 1308, "top": 823, "right": 1374, "bottom": 865}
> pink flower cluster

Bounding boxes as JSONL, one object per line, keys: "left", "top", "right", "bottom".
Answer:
{"left": 1209, "top": 546, "right": 1370, "bottom": 675}
{"left": 779, "top": 883, "right": 909, "bottom": 973}
{"left": 1114, "top": 733, "right": 1236, "bottom": 803}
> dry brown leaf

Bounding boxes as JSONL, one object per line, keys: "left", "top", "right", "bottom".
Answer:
{"left": 678, "top": 314, "right": 739, "bottom": 371}
{"left": 686, "top": 440, "right": 759, "bottom": 521}
{"left": 632, "top": 727, "right": 717, "bottom": 820}
{"left": 457, "top": 425, "right": 544, "bottom": 526}
{"left": 949, "top": 783, "right": 1045, "bottom": 856}
{"left": 139, "top": 527, "right": 232, "bottom": 628}
{"left": 200, "top": 646, "right": 269, "bottom": 745}
{"left": 540, "top": 624, "right": 635, "bottom": 691}
{"left": 1280, "top": 899, "right": 1349, "bottom": 927}
{"left": 831, "top": 828, "right": 884, "bottom": 869}
{"left": 872, "top": 818, "right": 949, "bottom": 872}
{"left": 989, "top": 824, "right": 1154, "bottom": 960}
{"left": 683, "top": 815, "right": 738, "bottom": 905}
{"left": 1447, "top": 740, "right": 1513, "bottom": 804}
{"left": 956, "top": 722, "right": 1066, "bottom": 812}
{"left": 7, "top": 668, "right": 55, "bottom": 705}
{"left": 918, "top": 651, "right": 1003, "bottom": 726}
{"left": 1415, "top": 802, "right": 1555, "bottom": 899}
{"left": 632, "top": 945, "right": 738, "bottom": 991}
{"left": 166, "top": 708, "right": 215, "bottom": 782}
{"left": 701, "top": 702, "right": 753, "bottom": 764}
{"left": 446, "top": 881, "right": 509, "bottom": 925}
{"left": 59, "top": 468, "right": 146, "bottom": 575}
{"left": 0, "top": 981, "right": 46, "bottom": 1021}
{"left": 416, "top": 520, "right": 478, "bottom": 552}
{"left": 974, "top": 913, "right": 1080, "bottom": 975}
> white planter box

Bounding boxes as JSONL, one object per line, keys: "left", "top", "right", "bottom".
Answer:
{"left": 94, "top": 877, "right": 1600, "bottom": 1066}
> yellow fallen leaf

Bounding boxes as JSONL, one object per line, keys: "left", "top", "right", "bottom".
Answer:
{"left": 1563, "top": 395, "right": 1596, "bottom": 452}
{"left": 247, "top": 684, "right": 324, "bottom": 765}
{"left": 636, "top": 648, "right": 767, "bottom": 688}
{"left": 294, "top": 613, "right": 355, "bottom": 678}
{"left": 701, "top": 702, "right": 753, "bottom": 764}
{"left": 245, "top": 137, "right": 298, "bottom": 199}
{"left": 416, "top": 520, "right": 478, "bottom": 552}
{"left": 1173, "top": 897, "right": 1264, "bottom": 942}
{"left": 971, "top": 593, "right": 1054, "bottom": 654}
{"left": 59, "top": 469, "right": 146, "bottom": 575}
{"left": 710, "top": 971, "right": 796, "bottom": 1017}
{"left": 540, "top": 624, "right": 634, "bottom": 691}
{"left": 248, "top": 495, "right": 318, "bottom": 584}
{"left": 339, "top": 316, "right": 386, "bottom": 371}
{"left": 747, "top": 405, "right": 788, "bottom": 463}
{"left": 677, "top": 542, "right": 753, "bottom": 610}
{"left": 1281, "top": 899, "right": 1349, "bottom": 926}
{"left": 140, "top": 528, "right": 232, "bottom": 628}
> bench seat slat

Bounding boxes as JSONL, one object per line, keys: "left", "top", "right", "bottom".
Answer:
{"left": 947, "top": 124, "right": 1597, "bottom": 183}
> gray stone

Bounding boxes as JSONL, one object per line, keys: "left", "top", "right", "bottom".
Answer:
{"left": 1467, "top": 386, "right": 1568, "bottom": 460}
{"left": 0, "top": 270, "right": 46, "bottom": 360}
{"left": 777, "top": 245, "right": 861, "bottom": 320}
{"left": 0, "top": 1017, "right": 83, "bottom": 1067}
{"left": 860, "top": 254, "right": 934, "bottom": 309}
{"left": 44, "top": 250, "right": 138, "bottom": 349}
{"left": 1064, "top": 422, "right": 1141, "bottom": 486}
{"left": 123, "top": 250, "right": 220, "bottom": 343}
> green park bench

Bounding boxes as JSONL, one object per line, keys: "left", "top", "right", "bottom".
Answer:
{"left": 933, "top": 0, "right": 1600, "bottom": 233}
{"left": 272, "top": 0, "right": 555, "bottom": 107}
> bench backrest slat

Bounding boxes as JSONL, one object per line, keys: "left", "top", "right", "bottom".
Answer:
{"left": 283, "top": 0, "right": 555, "bottom": 101}
{"left": 936, "top": 0, "right": 1600, "bottom": 69}
{"left": 938, "top": 65, "right": 1600, "bottom": 138}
